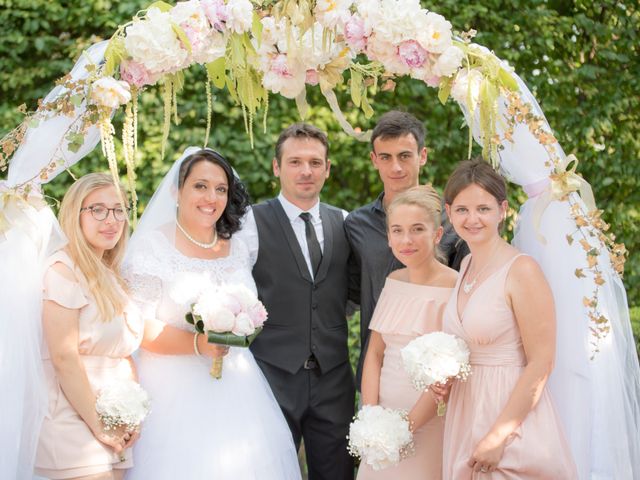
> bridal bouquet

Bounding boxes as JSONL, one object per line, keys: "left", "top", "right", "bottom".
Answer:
{"left": 95, "top": 378, "right": 151, "bottom": 431}
{"left": 401, "top": 332, "right": 471, "bottom": 416}
{"left": 347, "top": 405, "right": 414, "bottom": 471}
{"left": 186, "top": 284, "right": 268, "bottom": 379}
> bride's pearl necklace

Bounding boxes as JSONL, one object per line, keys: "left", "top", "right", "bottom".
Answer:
{"left": 177, "top": 221, "right": 218, "bottom": 249}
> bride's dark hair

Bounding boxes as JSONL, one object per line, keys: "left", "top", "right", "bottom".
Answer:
{"left": 178, "top": 148, "right": 250, "bottom": 239}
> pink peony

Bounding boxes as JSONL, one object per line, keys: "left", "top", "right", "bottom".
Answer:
{"left": 202, "top": 0, "right": 228, "bottom": 31}
{"left": 344, "top": 15, "right": 367, "bottom": 52}
{"left": 248, "top": 302, "right": 268, "bottom": 328}
{"left": 305, "top": 69, "right": 320, "bottom": 85}
{"left": 398, "top": 40, "right": 427, "bottom": 69}
{"left": 120, "top": 60, "right": 160, "bottom": 88}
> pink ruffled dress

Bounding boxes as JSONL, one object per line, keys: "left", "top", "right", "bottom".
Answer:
{"left": 442, "top": 255, "right": 577, "bottom": 479}
{"left": 34, "top": 251, "right": 143, "bottom": 479}
{"left": 357, "top": 277, "right": 452, "bottom": 480}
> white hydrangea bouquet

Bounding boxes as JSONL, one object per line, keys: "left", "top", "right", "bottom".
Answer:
{"left": 401, "top": 331, "right": 472, "bottom": 416}
{"left": 185, "top": 283, "right": 268, "bottom": 379}
{"left": 347, "top": 405, "right": 414, "bottom": 471}
{"left": 95, "top": 378, "right": 151, "bottom": 431}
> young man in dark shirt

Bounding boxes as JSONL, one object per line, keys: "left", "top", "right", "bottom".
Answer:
{"left": 344, "top": 110, "right": 468, "bottom": 388}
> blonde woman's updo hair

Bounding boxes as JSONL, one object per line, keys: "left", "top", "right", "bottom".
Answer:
{"left": 58, "top": 173, "right": 129, "bottom": 322}
{"left": 386, "top": 184, "right": 443, "bottom": 229}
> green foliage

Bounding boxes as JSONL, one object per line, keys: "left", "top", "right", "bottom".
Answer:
{"left": 1, "top": 0, "right": 638, "bottom": 305}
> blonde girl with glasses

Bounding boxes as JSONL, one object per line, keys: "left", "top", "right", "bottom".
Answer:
{"left": 34, "top": 173, "right": 144, "bottom": 480}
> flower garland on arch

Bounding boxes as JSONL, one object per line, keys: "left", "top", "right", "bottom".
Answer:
{"left": 0, "top": 0, "right": 628, "bottom": 352}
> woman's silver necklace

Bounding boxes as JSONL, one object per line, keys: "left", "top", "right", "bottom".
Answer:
{"left": 463, "top": 241, "right": 501, "bottom": 294}
{"left": 177, "top": 221, "right": 218, "bottom": 249}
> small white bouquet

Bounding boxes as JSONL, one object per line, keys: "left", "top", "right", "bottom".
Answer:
{"left": 401, "top": 331, "right": 471, "bottom": 416}
{"left": 186, "top": 284, "right": 268, "bottom": 379}
{"left": 95, "top": 378, "right": 151, "bottom": 431}
{"left": 347, "top": 405, "right": 414, "bottom": 471}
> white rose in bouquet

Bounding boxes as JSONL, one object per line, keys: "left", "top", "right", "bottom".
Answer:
{"left": 348, "top": 405, "right": 414, "bottom": 471}
{"left": 401, "top": 331, "right": 471, "bottom": 416}
{"left": 96, "top": 378, "right": 151, "bottom": 431}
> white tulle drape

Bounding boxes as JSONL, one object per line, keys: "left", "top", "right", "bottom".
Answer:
{"left": 0, "top": 41, "right": 109, "bottom": 480}
{"left": 457, "top": 68, "right": 640, "bottom": 479}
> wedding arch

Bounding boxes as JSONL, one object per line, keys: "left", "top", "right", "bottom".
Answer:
{"left": 1, "top": 1, "right": 638, "bottom": 478}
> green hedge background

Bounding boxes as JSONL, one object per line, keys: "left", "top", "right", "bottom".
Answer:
{"left": 1, "top": 1, "right": 638, "bottom": 340}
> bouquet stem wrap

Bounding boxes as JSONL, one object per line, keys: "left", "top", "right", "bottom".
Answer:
{"left": 210, "top": 356, "right": 223, "bottom": 379}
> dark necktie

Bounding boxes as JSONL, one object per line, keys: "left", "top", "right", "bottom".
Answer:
{"left": 299, "top": 212, "right": 322, "bottom": 276}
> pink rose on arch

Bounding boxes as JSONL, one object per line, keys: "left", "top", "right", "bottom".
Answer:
{"left": 248, "top": 302, "right": 268, "bottom": 328}
{"left": 305, "top": 69, "right": 320, "bottom": 86}
{"left": 424, "top": 75, "right": 441, "bottom": 87}
{"left": 119, "top": 60, "right": 160, "bottom": 88}
{"left": 398, "top": 40, "right": 428, "bottom": 69}
{"left": 202, "top": 0, "right": 229, "bottom": 31}
{"left": 344, "top": 15, "right": 367, "bottom": 52}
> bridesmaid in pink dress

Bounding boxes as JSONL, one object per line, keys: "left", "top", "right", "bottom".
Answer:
{"left": 440, "top": 160, "right": 577, "bottom": 479}
{"left": 357, "top": 185, "right": 458, "bottom": 480}
{"left": 35, "top": 174, "right": 143, "bottom": 479}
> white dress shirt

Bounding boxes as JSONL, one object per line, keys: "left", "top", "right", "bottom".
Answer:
{"left": 237, "top": 193, "right": 347, "bottom": 279}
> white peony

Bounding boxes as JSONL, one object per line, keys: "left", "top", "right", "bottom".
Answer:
{"left": 225, "top": 0, "right": 253, "bottom": 34}
{"left": 348, "top": 405, "right": 413, "bottom": 471}
{"left": 194, "top": 297, "right": 236, "bottom": 332}
{"left": 451, "top": 68, "right": 484, "bottom": 112}
{"left": 96, "top": 379, "right": 151, "bottom": 430}
{"left": 262, "top": 53, "right": 307, "bottom": 99}
{"left": 232, "top": 312, "right": 255, "bottom": 336}
{"left": 433, "top": 45, "right": 464, "bottom": 77}
{"left": 416, "top": 12, "right": 453, "bottom": 54}
{"left": 90, "top": 77, "right": 131, "bottom": 108}
{"left": 124, "top": 7, "right": 189, "bottom": 74}
{"left": 401, "top": 331, "right": 471, "bottom": 390}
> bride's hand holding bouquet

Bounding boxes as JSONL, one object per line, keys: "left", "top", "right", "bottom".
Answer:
{"left": 186, "top": 284, "right": 267, "bottom": 379}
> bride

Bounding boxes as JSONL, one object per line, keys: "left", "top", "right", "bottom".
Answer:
{"left": 122, "top": 147, "right": 301, "bottom": 479}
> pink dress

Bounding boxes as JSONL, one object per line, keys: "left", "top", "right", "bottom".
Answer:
{"left": 357, "top": 278, "right": 452, "bottom": 480}
{"left": 442, "top": 255, "right": 577, "bottom": 479}
{"left": 34, "top": 251, "right": 144, "bottom": 479}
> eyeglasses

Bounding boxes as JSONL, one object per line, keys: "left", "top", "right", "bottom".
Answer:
{"left": 80, "top": 205, "right": 130, "bottom": 222}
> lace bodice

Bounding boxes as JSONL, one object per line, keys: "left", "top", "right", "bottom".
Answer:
{"left": 122, "top": 231, "right": 257, "bottom": 331}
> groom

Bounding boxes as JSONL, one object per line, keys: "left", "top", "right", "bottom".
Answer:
{"left": 240, "top": 123, "right": 355, "bottom": 480}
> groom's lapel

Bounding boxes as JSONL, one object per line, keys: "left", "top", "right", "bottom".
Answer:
{"left": 314, "top": 203, "right": 333, "bottom": 284}
{"left": 268, "top": 198, "right": 313, "bottom": 283}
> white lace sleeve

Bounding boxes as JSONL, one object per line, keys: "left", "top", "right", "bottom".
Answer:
{"left": 122, "top": 232, "right": 165, "bottom": 322}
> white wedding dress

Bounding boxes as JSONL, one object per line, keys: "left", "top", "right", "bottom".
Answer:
{"left": 122, "top": 230, "right": 301, "bottom": 479}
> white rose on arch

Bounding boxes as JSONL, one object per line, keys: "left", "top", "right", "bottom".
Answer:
{"left": 451, "top": 68, "right": 484, "bottom": 112}
{"left": 169, "top": 0, "right": 227, "bottom": 65}
{"left": 225, "top": 0, "right": 253, "bottom": 34}
{"left": 417, "top": 11, "right": 454, "bottom": 54}
{"left": 433, "top": 45, "right": 465, "bottom": 78}
{"left": 262, "top": 53, "right": 307, "bottom": 99}
{"left": 91, "top": 77, "right": 131, "bottom": 109}
{"left": 124, "top": 7, "right": 189, "bottom": 75}
{"left": 315, "top": 0, "right": 353, "bottom": 29}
